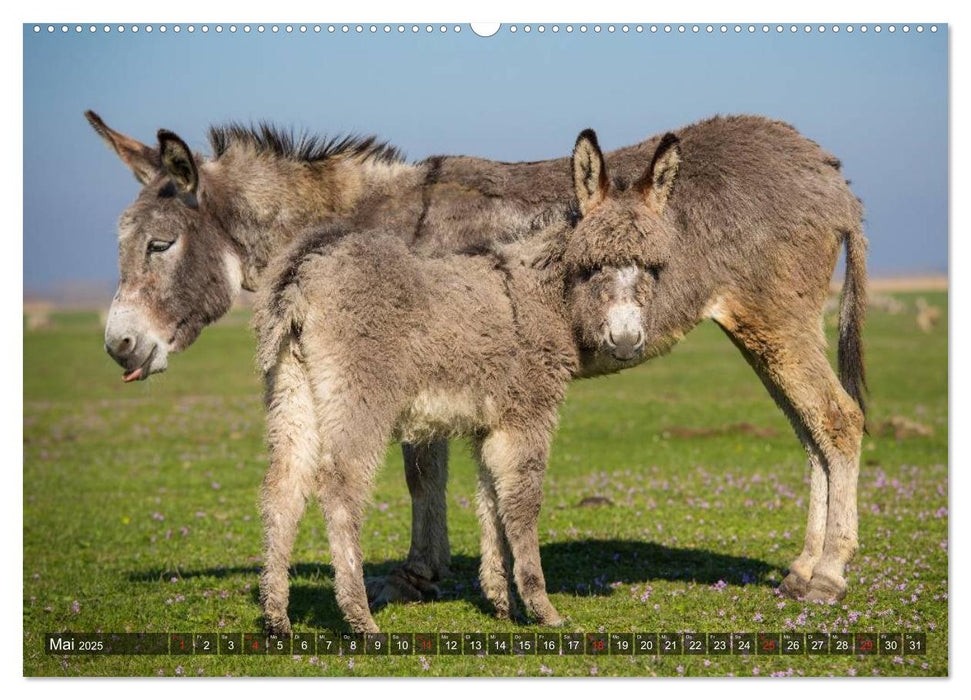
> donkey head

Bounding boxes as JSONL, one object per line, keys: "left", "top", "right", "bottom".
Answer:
{"left": 87, "top": 112, "right": 243, "bottom": 382}
{"left": 564, "top": 128, "right": 681, "bottom": 362}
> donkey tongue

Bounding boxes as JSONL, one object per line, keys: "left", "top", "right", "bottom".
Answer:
{"left": 123, "top": 367, "right": 143, "bottom": 383}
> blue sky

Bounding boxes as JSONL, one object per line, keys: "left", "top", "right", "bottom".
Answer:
{"left": 23, "top": 25, "right": 947, "bottom": 295}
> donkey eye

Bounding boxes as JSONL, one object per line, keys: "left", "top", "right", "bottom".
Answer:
{"left": 147, "top": 239, "right": 174, "bottom": 254}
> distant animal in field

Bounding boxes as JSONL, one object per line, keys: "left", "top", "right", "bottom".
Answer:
{"left": 915, "top": 297, "right": 941, "bottom": 333}
{"left": 252, "top": 129, "right": 680, "bottom": 633}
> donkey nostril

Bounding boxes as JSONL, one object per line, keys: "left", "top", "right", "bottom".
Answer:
{"left": 607, "top": 331, "right": 617, "bottom": 347}
{"left": 634, "top": 331, "right": 645, "bottom": 348}
{"left": 113, "top": 335, "right": 136, "bottom": 358}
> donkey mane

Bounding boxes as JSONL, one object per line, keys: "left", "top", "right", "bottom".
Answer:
{"left": 207, "top": 122, "right": 405, "bottom": 165}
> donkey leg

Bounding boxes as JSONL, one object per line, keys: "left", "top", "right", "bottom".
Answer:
{"left": 780, "top": 446, "right": 828, "bottom": 598}
{"left": 259, "top": 342, "right": 318, "bottom": 636}
{"left": 721, "top": 319, "right": 864, "bottom": 602}
{"left": 316, "top": 445, "right": 384, "bottom": 633}
{"left": 804, "top": 394, "right": 863, "bottom": 602}
{"left": 366, "top": 440, "right": 450, "bottom": 607}
{"left": 403, "top": 440, "right": 452, "bottom": 579}
{"left": 480, "top": 429, "right": 563, "bottom": 627}
{"left": 474, "top": 455, "right": 518, "bottom": 620}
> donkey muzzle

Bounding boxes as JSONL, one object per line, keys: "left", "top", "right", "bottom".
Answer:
{"left": 605, "top": 303, "right": 645, "bottom": 360}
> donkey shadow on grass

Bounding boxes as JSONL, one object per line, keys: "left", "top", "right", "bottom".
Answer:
{"left": 128, "top": 539, "right": 777, "bottom": 631}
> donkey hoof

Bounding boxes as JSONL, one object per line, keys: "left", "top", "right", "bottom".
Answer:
{"left": 264, "top": 616, "right": 293, "bottom": 637}
{"left": 493, "top": 607, "right": 512, "bottom": 621}
{"left": 366, "top": 569, "right": 440, "bottom": 609}
{"left": 779, "top": 572, "right": 811, "bottom": 599}
{"left": 352, "top": 619, "right": 381, "bottom": 634}
{"left": 538, "top": 613, "right": 566, "bottom": 628}
{"left": 804, "top": 575, "right": 847, "bottom": 603}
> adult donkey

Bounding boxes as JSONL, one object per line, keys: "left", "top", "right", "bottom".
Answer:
{"left": 87, "top": 110, "right": 664, "bottom": 604}
{"left": 90, "top": 112, "right": 866, "bottom": 605}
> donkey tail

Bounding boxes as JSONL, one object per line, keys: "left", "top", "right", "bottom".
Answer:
{"left": 837, "top": 222, "right": 869, "bottom": 417}
{"left": 253, "top": 270, "right": 311, "bottom": 375}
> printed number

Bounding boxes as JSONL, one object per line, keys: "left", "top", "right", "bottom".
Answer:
{"left": 639, "top": 639, "right": 656, "bottom": 652}
{"left": 468, "top": 640, "right": 482, "bottom": 651}
{"left": 297, "top": 640, "right": 308, "bottom": 651}
{"left": 202, "top": 640, "right": 210, "bottom": 650}
{"left": 737, "top": 639, "right": 752, "bottom": 651}
{"left": 908, "top": 639, "right": 923, "bottom": 651}
{"left": 227, "top": 640, "right": 236, "bottom": 651}
{"left": 811, "top": 640, "right": 824, "bottom": 650}
{"left": 689, "top": 640, "right": 702, "bottom": 651}
{"left": 615, "top": 639, "right": 629, "bottom": 651}
{"left": 712, "top": 640, "right": 727, "bottom": 651}
{"left": 664, "top": 640, "right": 676, "bottom": 651}
{"left": 444, "top": 640, "right": 457, "bottom": 651}
{"left": 543, "top": 640, "right": 557, "bottom": 650}
{"left": 835, "top": 639, "right": 849, "bottom": 651}
{"left": 373, "top": 640, "right": 383, "bottom": 651}
{"left": 568, "top": 640, "right": 580, "bottom": 651}
{"left": 786, "top": 640, "right": 799, "bottom": 651}
{"left": 323, "top": 640, "right": 334, "bottom": 650}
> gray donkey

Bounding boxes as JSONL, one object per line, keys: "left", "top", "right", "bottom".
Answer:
{"left": 87, "top": 111, "right": 686, "bottom": 603}
{"left": 366, "top": 117, "right": 868, "bottom": 605}
{"left": 90, "top": 112, "right": 866, "bottom": 607}
{"left": 252, "top": 129, "right": 679, "bottom": 634}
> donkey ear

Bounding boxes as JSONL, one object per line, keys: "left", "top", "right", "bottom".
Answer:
{"left": 640, "top": 132, "right": 681, "bottom": 213}
{"left": 572, "top": 128, "right": 608, "bottom": 216}
{"left": 85, "top": 110, "right": 160, "bottom": 185}
{"left": 158, "top": 129, "right": 199, "bottom": 195}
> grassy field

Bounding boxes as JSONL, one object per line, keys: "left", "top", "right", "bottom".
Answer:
{"left": 23, "top": 292, "right": 948, "bottom": 677}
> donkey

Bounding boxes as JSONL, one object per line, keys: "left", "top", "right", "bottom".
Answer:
{"left": 392, "top": 118, "right": 868, "bottom": 605}
{"left": 87, "top": 111, "right": 680, "bottom": 603}
{"left": 403, "top": 117, "right": 868, "bottom": 604}
{"left": 89, "top": 113, "right": 866, "bottom": 605}
{"left": 252, "top": 129, "right": 680, "bottom": 634}
{"left": 568, "top": 120, "right": 867, "bottom": 604}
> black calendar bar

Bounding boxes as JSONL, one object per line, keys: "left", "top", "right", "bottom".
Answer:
{"left": 44, "top": 631, "right": 929, "bottom": 656}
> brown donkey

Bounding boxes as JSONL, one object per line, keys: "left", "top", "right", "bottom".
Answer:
{"left": 89, "top": 113, "right": 866, "bottom": 606}
{"left": 253, "top": 130, "right": 688, "bottom": 634}
{"left": 88, "top": 112, "right": 686, "bottom": 604}
{"left": 379, "top": 118, "right": 868, "bottom": 606}
{"left": 566, "top": 121, "right": 867, "bottom": 604}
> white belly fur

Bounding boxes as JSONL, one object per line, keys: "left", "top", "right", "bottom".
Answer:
{"left": 394, "top": 389, "right": 496, "bottom": 443}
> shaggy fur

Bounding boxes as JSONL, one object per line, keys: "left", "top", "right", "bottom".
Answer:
{"left": 89, "top": 112, "right": 867, "bottom": 610}
{"left": 88, "top": 110, "right": 713, "bottom": 601}
{"left": 251, "top": 132, "right": 665, "bottom": 633}
{"left": 563, "top": 117, "right": 868, "bottom": 603}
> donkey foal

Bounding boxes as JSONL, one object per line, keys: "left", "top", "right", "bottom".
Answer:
{"left": 253, "top": 130, "right": 681, "bottom": 634}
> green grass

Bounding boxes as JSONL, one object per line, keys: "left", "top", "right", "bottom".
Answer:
{"left": 23, "top": 293, "right": 948, "bottom": 677}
